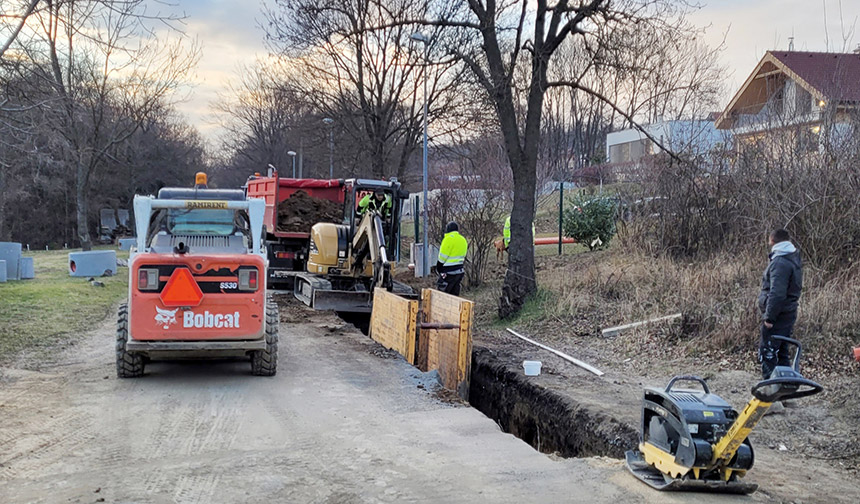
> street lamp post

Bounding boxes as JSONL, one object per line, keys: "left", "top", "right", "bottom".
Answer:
{"left": 287, "top": 151, "right": 297, "bottom": 178}
{"left": 323, "top": 117, "right": 334, "bottom": 178}
{"left": 411, "top": 32, "right": 430, "bottom": 278}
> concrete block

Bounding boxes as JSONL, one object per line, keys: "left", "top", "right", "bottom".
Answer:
{"left": 19, "top": 257, "right": 34, "bottom": 279}
{"left": 0, "top": 260, "right": 6, "bottom": 282}
{"left": 118, "top": 238, "right": 136, "bottom": 251}
{"left": 69, "top": 250, "right": 117, "bottom": 277}
{"left": 0, "top": 242, "right": 22, "bottom": 280}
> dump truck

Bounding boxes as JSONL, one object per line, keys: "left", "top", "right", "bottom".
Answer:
{"left": 116, "top": 173, "right": 278, "bottom": 377}
{"left": 245, "top": 169, "right": 346, "bottom": 289}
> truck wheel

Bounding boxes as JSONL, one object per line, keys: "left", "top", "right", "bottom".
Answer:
{"left": 116, "top": 303, "right": 145, "bottom": 378}
{"left": 251, "top": 297, "right": 279, "bottom": 376}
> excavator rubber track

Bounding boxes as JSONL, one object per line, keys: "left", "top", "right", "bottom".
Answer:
{"left": 625, "top": 450, "right": 758, "bottom": 494}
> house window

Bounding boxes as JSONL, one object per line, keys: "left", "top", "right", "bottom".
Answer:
{"left": 795, "top": 87, "right": 811, "bottom": 115}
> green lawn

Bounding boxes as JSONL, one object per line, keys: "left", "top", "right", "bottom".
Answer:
{"left": 0, "top": 247, "right": 129, "bottom": 361}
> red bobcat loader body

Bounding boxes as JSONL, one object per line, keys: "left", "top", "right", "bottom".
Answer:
{"left": 116, "top": 174, "right": 278, "bottom": 377}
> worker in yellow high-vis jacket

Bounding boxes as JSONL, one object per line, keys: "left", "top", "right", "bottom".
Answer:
{"left": 503, "top": 215, "right": 535, "bottom": 249}
{"left": 436, "top": 221, "right": 468, "bottom": 295}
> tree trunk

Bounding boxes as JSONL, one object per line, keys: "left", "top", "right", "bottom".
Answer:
{"left": 499, "top": 153, "right": 538, "bottom": 318}
{"left": 76, "top": 159, "right": 92, "bottom": 251}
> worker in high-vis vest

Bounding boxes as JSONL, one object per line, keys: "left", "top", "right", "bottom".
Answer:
{"left": 436, "top": 221, "right": 468, "bottom": 295}
{"left": 358, "top": 189, "right": 392, "bottom": 217}
{"left": 503, "top": 215, "right": 535, "bottom": 249}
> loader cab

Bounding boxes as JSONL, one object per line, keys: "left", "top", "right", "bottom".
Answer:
{"left": 342, "top": 178, "right": 407, "bottom": 259}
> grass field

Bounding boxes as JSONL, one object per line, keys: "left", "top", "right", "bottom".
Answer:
{"left": 0, "top": 248, "right": 128, "bottom": 362}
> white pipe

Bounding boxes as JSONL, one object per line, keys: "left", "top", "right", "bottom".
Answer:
{"left": 506, "top": 328, "right": 604, "bottom": 377}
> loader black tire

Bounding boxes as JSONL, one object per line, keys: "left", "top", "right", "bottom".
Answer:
{"left": 116, "top": 303, "right": 145, "bottom": 378}
{"left": 251, "top": 297, "right": 279, "bottom": 376}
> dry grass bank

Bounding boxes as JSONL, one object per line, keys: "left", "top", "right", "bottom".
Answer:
{"left": 474, "top": 247, "right": 859, "bottom": 376}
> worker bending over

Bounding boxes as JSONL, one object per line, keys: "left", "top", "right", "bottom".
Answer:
{"left": 436, "top": 221, "right": 468, "bottom": 296}
{"left": 503, "top": 215, "right": 535, "bottom": 249}
{"left": 358, "top": 189, "right": 392, "bottom": 217}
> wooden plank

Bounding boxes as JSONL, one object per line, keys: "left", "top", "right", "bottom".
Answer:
{"left": 456, "top": 300, "right": 473, "bottom": 401}
{"left": 506, "top": 328, "right": 604, "bottom": 377}
{"left": 369, "top": 288, "right": 418, "bottom": 364}
{"left": 420, "top": 289, "right": 473, "bottom": 400}
{"left": 600, "top": 313, "right": 682, "bottom": 337}
{"left": 417, "top": 289, "right": 432, "bottom": 371}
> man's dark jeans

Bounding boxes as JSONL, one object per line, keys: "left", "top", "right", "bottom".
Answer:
{"left": 437, "top": 273, "right": 464, "bottom": 296}
{"left": 759, "top": 316, "right": 796, "bottom": 379}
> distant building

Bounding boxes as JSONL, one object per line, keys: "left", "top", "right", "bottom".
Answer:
{"left": 605, "top": 118, "right": 725, "bottom": 164}
{"left": 715, "top": 50, "right": 860, "bottom": 151}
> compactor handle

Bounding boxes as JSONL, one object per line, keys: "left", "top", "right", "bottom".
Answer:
{"left": 770, "top": 335, "right": 802, "bottom": 371}
{"left": 665, "top": 375, "right": 710, "bottom": 394}
{"left": 751, "top": 375, "right": 823, "bottom": 402}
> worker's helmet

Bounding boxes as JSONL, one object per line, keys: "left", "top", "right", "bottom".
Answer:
{"left": 446, "top": 221, "right": 459, "bottom": 233}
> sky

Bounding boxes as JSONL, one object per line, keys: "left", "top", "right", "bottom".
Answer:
{"left": 176, "top": 0, "right": 860, "bottom": 144}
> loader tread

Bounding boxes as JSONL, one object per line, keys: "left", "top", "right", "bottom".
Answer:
{"left": 251, "top": 296, "right": 279, "bottom": 376}
{"left": 116, "top": 303, "right": 145, "bottom": 378}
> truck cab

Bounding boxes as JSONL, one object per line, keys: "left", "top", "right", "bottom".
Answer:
{"left": 116, "top": 175, "right": 278, "bottom": 377}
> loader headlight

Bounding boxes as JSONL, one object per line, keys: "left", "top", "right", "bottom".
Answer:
{"left": 138, "top": 268, "right": 159, "bottom": 291}
{"left": 238, "top": 268, "right": 259, "bottom": 291}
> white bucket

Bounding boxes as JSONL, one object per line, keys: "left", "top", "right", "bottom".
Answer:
{"left": 523, "top": 360, "right": 542, "bottom": 376}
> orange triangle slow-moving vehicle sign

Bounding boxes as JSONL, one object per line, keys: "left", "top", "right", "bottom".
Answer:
{"left": 160, "top": 268, "right": 204, "bottom": 307}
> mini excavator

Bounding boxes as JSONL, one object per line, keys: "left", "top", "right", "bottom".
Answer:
{"left": 626, "top": 336, "right": 823, "bottom": 494}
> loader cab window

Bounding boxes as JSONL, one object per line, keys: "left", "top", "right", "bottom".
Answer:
{"left": 166, "top": 209, "right": 240, "bottom": 236}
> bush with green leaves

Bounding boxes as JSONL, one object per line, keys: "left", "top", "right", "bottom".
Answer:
{"left": 562, "top": 194, "right": 618, "bottom": 250}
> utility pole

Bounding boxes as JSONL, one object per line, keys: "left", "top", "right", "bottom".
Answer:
{"left": 288, "top": 151, "right": 297, "bottom": 178}
{"left": 411, "top": 32, "right": 430, "bottom": 277}
{"left": 323, "top": 117, "right": 334, "bottom": 178}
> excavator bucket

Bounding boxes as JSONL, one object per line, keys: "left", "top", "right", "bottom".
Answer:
{"left": 625, "top": 450, "right": 758, "bottom": 495}
{"left": 293, "top": 273, "right": 373, "bottom": 313}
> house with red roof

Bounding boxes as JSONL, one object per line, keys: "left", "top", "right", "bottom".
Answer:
{"left": 715, "top": 50, "right": 860, "bottom": 151}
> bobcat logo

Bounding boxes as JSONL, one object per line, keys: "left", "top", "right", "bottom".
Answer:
{"left": 155, "top": 306, "right": 179, "bottom": 329}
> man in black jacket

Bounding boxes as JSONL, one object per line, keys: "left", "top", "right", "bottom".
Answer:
{"left": 758, "top": 229, "right": 803, "bottom": 379}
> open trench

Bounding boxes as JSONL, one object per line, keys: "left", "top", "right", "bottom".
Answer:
{"left": 468, "top": 346, "right": 638, "bottom": 459}
{"left": 335, "top": 311, "right": 637, "bottom": 460}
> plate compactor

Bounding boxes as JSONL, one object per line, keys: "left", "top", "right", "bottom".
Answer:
{"left": 626, "top": 336, "right": 823, "bottom": 494}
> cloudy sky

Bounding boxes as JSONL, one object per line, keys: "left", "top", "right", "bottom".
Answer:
{"left": 177, "top": 0, "right": 860, "bottom": 144}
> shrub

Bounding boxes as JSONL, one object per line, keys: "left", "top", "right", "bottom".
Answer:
{"left": 562, "top": 194, "right": 618, "bottom": 250}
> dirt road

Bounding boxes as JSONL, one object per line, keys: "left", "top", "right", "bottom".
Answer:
{"left": 2, "top": 297, "right": 748, "bottom": 504}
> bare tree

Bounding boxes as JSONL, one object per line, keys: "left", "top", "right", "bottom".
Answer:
{"left": 265, "top": 0, "right": 471, "bottom": 181}
{"left": 13, "top": 0, "right": 198, "bottom": 249}
{"left": 378, "top": 0, "right": 701, "bottom": 317}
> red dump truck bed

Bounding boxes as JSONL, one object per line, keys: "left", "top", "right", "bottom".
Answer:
{"left": 246, "top": 175, "right": 345, "bottom": 238}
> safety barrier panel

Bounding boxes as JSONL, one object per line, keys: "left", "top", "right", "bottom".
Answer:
{"left": 0, "top": 242, "right": 22, "bottom": 280}
{"left": 18, "top": 257, "right": 34, "bottom": 279}
{"left": 369, "top": 288, "right": 418, "bottom": 364}
{"left": 118, "top": 238, "right": 136, "bottom": 251}
{"left": 417, "top": 289, "right": 473, "bottom": 401}
{"left": 0, "top": 260, "right": 6, "bottom": 282}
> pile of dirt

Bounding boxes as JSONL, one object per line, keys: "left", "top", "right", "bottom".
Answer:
{"left": 276, "top": 190, "right": 342, "bottom": 233}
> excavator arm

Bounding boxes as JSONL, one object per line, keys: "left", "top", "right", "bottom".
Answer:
{"left": 350, "top": 210, "right": 392, "bottom": 292}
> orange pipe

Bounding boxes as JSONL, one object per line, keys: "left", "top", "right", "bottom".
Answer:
{"left": 854, "top": 346, "right": 860, "bottom": 362}
{"left": 533, "top": 236, "right": 576, "bottom": 245}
